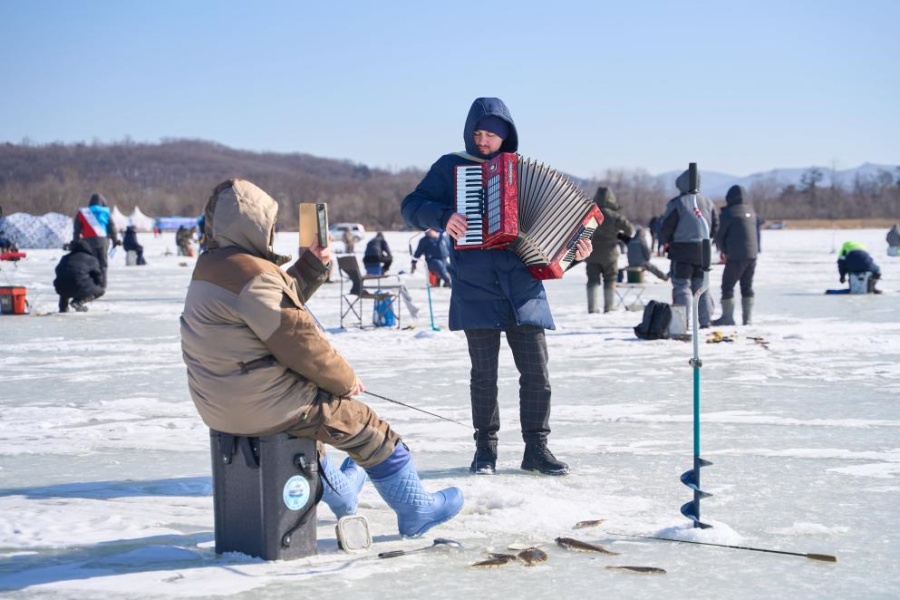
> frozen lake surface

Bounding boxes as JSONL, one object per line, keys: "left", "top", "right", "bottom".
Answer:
{"left": 1, "top": 227, "right": 898, "bottom": 599}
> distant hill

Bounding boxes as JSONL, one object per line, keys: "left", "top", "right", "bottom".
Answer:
{"left": 0, "top": 139, "right": 424, "bottom": 231}
{"left": 655, "top": 163, "right": 899, "bottom": 199}
{"left": 1, "top": 140, "right": 896, "bottom": 228}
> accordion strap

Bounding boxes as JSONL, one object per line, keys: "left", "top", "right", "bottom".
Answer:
{"left": 453, "top": 152, "right": 486, "bottom": 163}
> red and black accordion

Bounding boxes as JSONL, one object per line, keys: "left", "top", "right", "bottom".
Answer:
{"left": 454, "top": 152, "right": 603, "bottom": 279}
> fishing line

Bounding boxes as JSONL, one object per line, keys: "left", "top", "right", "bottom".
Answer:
{"left": 363, "top": 390, "right": 472, "bottom": 429}
{"left": 604, "top": 531, "right": 837, "bottom": 562}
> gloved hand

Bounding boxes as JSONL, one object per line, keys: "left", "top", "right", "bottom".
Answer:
{"left": 113, "top": 239, "right": 122, "bottom": 248}
{"left": 410, "top": 260, "right": 417, "bottom": 274}
{"left": 839, "top": 275, "right": 845, "bottom": 284}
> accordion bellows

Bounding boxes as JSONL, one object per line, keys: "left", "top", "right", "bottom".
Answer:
{"left": 454, "top": 153, "right": 603, "bottom": 279}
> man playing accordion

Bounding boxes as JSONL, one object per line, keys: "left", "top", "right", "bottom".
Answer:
{"left": 401, "top": 97, "right": 591, "bottom": 477}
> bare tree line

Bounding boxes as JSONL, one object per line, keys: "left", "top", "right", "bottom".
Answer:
{"left": 1, "top": 141, "right": 896, "bottom": 231}
{"left": 581, "top": 165, "right": 899, "bottom": 226}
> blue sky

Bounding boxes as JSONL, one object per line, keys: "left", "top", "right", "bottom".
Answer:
{"left": 2, "top": 1, "right": 897, "bottom": 179}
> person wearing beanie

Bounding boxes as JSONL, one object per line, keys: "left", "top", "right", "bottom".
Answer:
{"left": 401, "top": 97, "right": 591, "bottom": 477}
{"left": 712, "top": 185, "right": 759, "bottom": 326}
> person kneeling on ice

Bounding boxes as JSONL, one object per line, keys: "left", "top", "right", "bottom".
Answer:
{"left": 180, "top": 179, "right": 463, "bottom": 537}
{"left": 53, "top": 240, "right": 106, "bottom": 312}
{"left": 837, "top": 241, "right": 882, "bottom": 294}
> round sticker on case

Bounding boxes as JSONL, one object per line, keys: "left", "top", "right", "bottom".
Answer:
{"left": 283, "top": 475, "right": 311, "bottom": 511}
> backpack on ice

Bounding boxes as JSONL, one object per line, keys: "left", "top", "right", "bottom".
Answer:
{"left": 634, "top": 300, "right": 672, "bottom": 340}
{"left": 373, "top": 294, "right": 396, "bottom": 327}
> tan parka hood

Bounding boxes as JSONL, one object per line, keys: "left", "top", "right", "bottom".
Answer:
{"left": 181, "top": 179, "right": 357, "bottom": 436}
{"left": 204, "top": 179, "right": 290, "bottom": 265}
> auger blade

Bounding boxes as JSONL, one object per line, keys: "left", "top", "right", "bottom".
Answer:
{"left": 681, "top": 454, "right": 713, "bottom": 527}
{"left": 680, "top": 501, "right": 713, "bottom": 529}
{"left": 680, "top": 469, "right": 713, "bottom": 497}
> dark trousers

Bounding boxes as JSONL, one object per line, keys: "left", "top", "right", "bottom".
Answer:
{"left": 586, "top": 261, "right": 617, "bottom": 288}
{"left": 464, "top": 324, "right": 551, "bottom": 446}
{"left": 83, "top": 237, "right": 110, "bottom": 289}
{"left": 720, "top": 258, "right": 757, "bottom": 300}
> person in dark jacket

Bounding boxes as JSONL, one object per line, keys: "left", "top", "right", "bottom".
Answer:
{"left": 73, "top": 193, "right": 120, "bottom": 290}
{"left": 712, "top": 185, "right": 759, "bottom": 325}
{"left": 659, "top": 170, "right": 719, "bottom": 328}
{"left": 122, "top": 225, "right": 147, "bottom": 265}
{"left": 627, "top": 227, "right": 668, "bottom": 281}
{"left": 412, "top": 228, "right": 452, "bottom": 287}
{"left": 887, "top": 223, "right": 900, "bottom": 256}
{"left": 53, "top": 240, "right": 106, "bottom": 312}
{"left": 585, "top": 187, "right": 635, "bottom": 313}
{"left": 401, "top": 97, "right": 591, "bottom": 477}
{"left": 363, "top": 232, "right": 393, "bottom": 275}
{"left": 837, "top": 241, "right": 882, "bottom": 293}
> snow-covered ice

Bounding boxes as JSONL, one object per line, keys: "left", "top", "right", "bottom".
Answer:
{"left": 1, "top": 227, "right": 898, "bottom": 599}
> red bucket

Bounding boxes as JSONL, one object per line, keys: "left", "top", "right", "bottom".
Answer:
{"left": 0, "top": 286, "right": 27, "bottom": 315}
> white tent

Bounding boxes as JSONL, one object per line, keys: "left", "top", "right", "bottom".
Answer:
{"left": 110, "top": 206, "right": 130, "bottom": 232}
{"left": 0, "top": 212, "right": 72, "bottom": 249}
{"left": 129, "top": 206, "right": 155, "bottom": 232}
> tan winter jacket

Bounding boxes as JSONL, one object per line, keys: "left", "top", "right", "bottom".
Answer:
{"left": 180, "top": 179, "right": 356, "bottom": 435}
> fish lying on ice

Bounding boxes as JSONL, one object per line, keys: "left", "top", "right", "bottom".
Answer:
{"left": 606, "top": 565, "right": 667, "bottom": 574}
{"left": 516, "top": 547, "right": 548, "bottom": 566}
{"left": 573, "top": 519, "right": 606, "bottom": 529}
{"left": 472, "top": 554, "right": 518, "bottom": 568}
{"left": 555, "top": 537, "right": 620, "bottom": 555}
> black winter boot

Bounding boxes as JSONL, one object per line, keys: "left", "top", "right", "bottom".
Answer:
{"left": 470, "top": 442, "right": 498, "bottom": 475}
{"left": 521, "top": 441, "right": 569, "bottom": 476}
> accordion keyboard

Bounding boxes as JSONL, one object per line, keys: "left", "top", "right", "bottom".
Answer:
{"left": 456, "top": 165, "right": 484, "bottom": 246}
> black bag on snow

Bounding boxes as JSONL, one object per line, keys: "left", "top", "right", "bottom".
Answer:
{"left": 634, "top": 300, "right": 672, "bottom": 340}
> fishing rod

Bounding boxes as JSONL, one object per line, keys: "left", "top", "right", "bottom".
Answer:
{"left": 307, "top": 291, "right": 465, "bottom": 429}
{"left": 604, "top": 531, "right": 837, "bottom": 563}
{"left": 363, "top": 390, "right": 471, "bottom": 429}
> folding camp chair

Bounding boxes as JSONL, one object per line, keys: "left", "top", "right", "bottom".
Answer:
{"left": 337, "top": 255, "right": 402, "bottom": 329}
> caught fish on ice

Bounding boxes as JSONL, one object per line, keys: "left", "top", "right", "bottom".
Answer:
{"left": 555, "top": 537, "right": 620, "bottom": 555}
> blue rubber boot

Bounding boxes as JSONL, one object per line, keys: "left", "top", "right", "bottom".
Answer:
{"left": 366, "top": 444, "right": 464, "bottom": 538}
{"left": 320, "top": 454, "right": 367, "bottom": 518}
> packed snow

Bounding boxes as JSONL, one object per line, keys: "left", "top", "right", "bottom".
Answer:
{"left": 1, "top": 227, "right": 898, "bottom": 599}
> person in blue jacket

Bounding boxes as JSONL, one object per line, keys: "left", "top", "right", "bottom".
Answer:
{"left": 411, "top": 228, "right": 452, "bottom": 287}
{"left": 401, "top": 97, "right": 591, "bottom": 477}
{"left": 73, "top": 193, "right": 120, "bottom": 290}
{"left": 837, "top": 241, "right": 882, "bottom": 293}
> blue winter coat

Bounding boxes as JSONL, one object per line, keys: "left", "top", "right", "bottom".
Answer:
{"left": 401, "top": 97, "right": 554, "bottom": 331}
{"left": 838, "top": 249, "right": 880, "bottom": 279}
{"left": 413, "top": 234, "right": 449, "bottom": 271}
